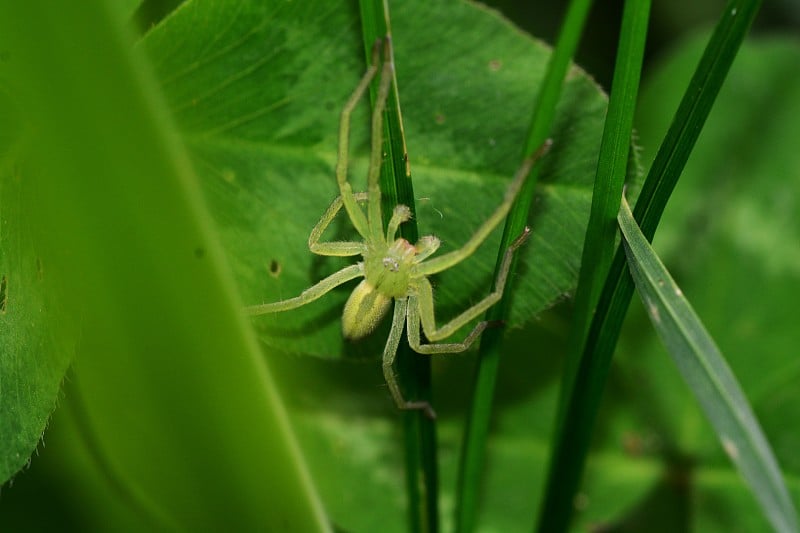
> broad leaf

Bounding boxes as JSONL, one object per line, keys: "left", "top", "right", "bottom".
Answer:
{"left": 139, "top": 0, "right": 610, "bottom": 360}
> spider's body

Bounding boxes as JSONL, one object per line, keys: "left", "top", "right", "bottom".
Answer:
{"left": 362, "top": 237, "right": 418, "bottom": 301}
{"left": 344, "top": 219, "right": 441, "bottom": 340}
{"left": 247, "top": 39, "right": 549, "bottom": 417}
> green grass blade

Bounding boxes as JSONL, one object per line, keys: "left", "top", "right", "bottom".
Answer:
{"left": 0, "top": 0, "right": 328, "bottom": 529}
{"left": 618, "top": 198, "right": 798, "bottom": 533}
{"left": 455, "top": 1, "right": 594, "bottom": 531}
{"left": 537, "top": 0, "right": 651, "bottom": 531}
{"left": 359, "top": 2, "right": 438, "bottom": 532}
{"left": 535, "top": 0, "right": 763, "bottom": 527}
{"left": 587, "top": 0, "right": 765, "bottom": 373}
{"left": 633, "top": 0, "right": 763, "bottom": 239}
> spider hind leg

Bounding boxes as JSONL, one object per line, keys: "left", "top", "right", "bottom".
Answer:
{"left": 381, "top": 297, "right": 437, "bottom": 419}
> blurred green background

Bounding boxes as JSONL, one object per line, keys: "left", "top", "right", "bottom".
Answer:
{"left": 0, "top": 0, "right": 800, "bottom": 531}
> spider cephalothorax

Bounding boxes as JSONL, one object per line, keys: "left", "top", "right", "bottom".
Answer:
{"left": 247, "top": 38, "right": 549, "bottom": 417}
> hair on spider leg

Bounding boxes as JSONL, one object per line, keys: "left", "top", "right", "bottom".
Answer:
{"left": 416, "top": 197, "right": 444, "bottom": 220}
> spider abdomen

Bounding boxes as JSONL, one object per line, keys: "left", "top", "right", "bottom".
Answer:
{"left": 342, "top": 279, "right": 392, "bottom": 340}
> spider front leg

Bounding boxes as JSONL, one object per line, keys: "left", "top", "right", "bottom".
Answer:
{"left": 335, "top": 37, "right": 395, "bottom": 242}
{"left": 246, "top": 263, "right": 363, "bottom": 315}
{"left": 308, "top": 192, "right": 369, "bottom": 257}
{"left": 407, "top": 227, "right": 531, "bottom": 351}
{"left": 381, "top": 297, "right": 436, "bottom": 418}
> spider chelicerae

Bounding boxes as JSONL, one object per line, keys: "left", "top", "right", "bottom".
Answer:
{"left": 247, "top": 38, "right": 549, "bottom": 418}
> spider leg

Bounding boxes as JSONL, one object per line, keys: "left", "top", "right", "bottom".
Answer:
{"left": 409, "top": 227, "right": 530, "bottom": 346}
{"left": 308, "top": 192, "right": 369, "bottom": 256}
{"left": 386, "top": 204, "right": 412, "bottom": 242}
{"left": 246, "top": 264, "right": 363, "bottom": 315}
{"left": 336, "top": 41, "right": 382, "bottom": 240}
{"left": 365, "top": 39, "right": 395, "bottom": 242}
{"left": 413, "top": 140, "right": 550, "bottom": 277}
{"left": 407, "top": 296, "right": 489, "bottom": 353}
{"left": 382, "top": 297, "right": 436, "bottom": 418}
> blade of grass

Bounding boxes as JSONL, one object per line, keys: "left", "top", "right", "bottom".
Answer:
{"left": 454, "top": 1, "right": 594, "bottom": 531}
{"left": 537, "top": 0, "right": 651, "bottom": 531}
{"left": 632, "top": 0, "right": 763, "bottom": 240}
{"left": 538, "top": 0, "right": 762, "bottom": 527}
{"left": 359, "top": 2, "right": 438, "bottom": 532}
{"left": 618, "top": 197, "right": 798, "bottom": 533}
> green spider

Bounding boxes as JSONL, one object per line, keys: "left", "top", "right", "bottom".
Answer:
{"left": 247, "top": 39, "right": 549, "bottom": 418}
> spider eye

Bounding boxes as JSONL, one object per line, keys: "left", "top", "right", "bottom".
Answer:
{"left": 382, "top": 257, "right": 400, "bottom": 272}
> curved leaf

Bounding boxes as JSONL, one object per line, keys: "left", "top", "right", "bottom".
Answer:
{"left": 619, "top": 197, "right": 797, "bottom": 533}
{"left": 621, "top": 34, "right": 800, "bottom": 530}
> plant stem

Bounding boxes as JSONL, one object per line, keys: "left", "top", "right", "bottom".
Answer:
{"left": 537, "top": 0, "right": 651, "bottom": 530}
{"left": 358, "top": 1, "right": 438, "bottom": 532}
{"left": 454, "top": 1, "right": 594, "bottom": 532}
{"left": 537, "top": 0, "right": 762, "bottom": 530}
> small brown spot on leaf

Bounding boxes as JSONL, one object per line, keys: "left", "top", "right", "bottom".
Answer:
{"left": 269, "top": 260, "right": 282, "bottom": 278}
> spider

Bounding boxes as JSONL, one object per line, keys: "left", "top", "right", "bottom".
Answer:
{"left": 247, "top": 39, "right": 550, "bottom": 418}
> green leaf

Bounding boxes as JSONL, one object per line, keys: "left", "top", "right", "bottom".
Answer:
{"left": 138, "top": 0, "right": 610, "bottom": 361}
{"left": 0, "top": 174, "right": 76, "bottom": 484}
{"left": 0, "top": 0, "right": 327, "bottom": 530}
{"left": 619, "top": 197, "right": 798, "bottom": 533}
{"left": 282, "top": 322, "right": 663, "bottom": 533}
{"left": 0, "top": 0, "right": 149, "bottom": 487}
{"left": 0, "top": 20, "right": 76, "bottom": 488}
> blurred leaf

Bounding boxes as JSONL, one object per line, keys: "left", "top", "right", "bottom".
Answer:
{"left": 0, "top": 0, "right": 328, "bottom": 530}
{"left": 619, "top": 197, "right": 797, "bottom": 533}
{"left": 619, "top": 34, "right": 800, "bottom": 529}
{"left": 278, "top": 318, "right": 663, "bottom": 532}
{"left": 0, "top": 0, "right": 144, "bottom": 489}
